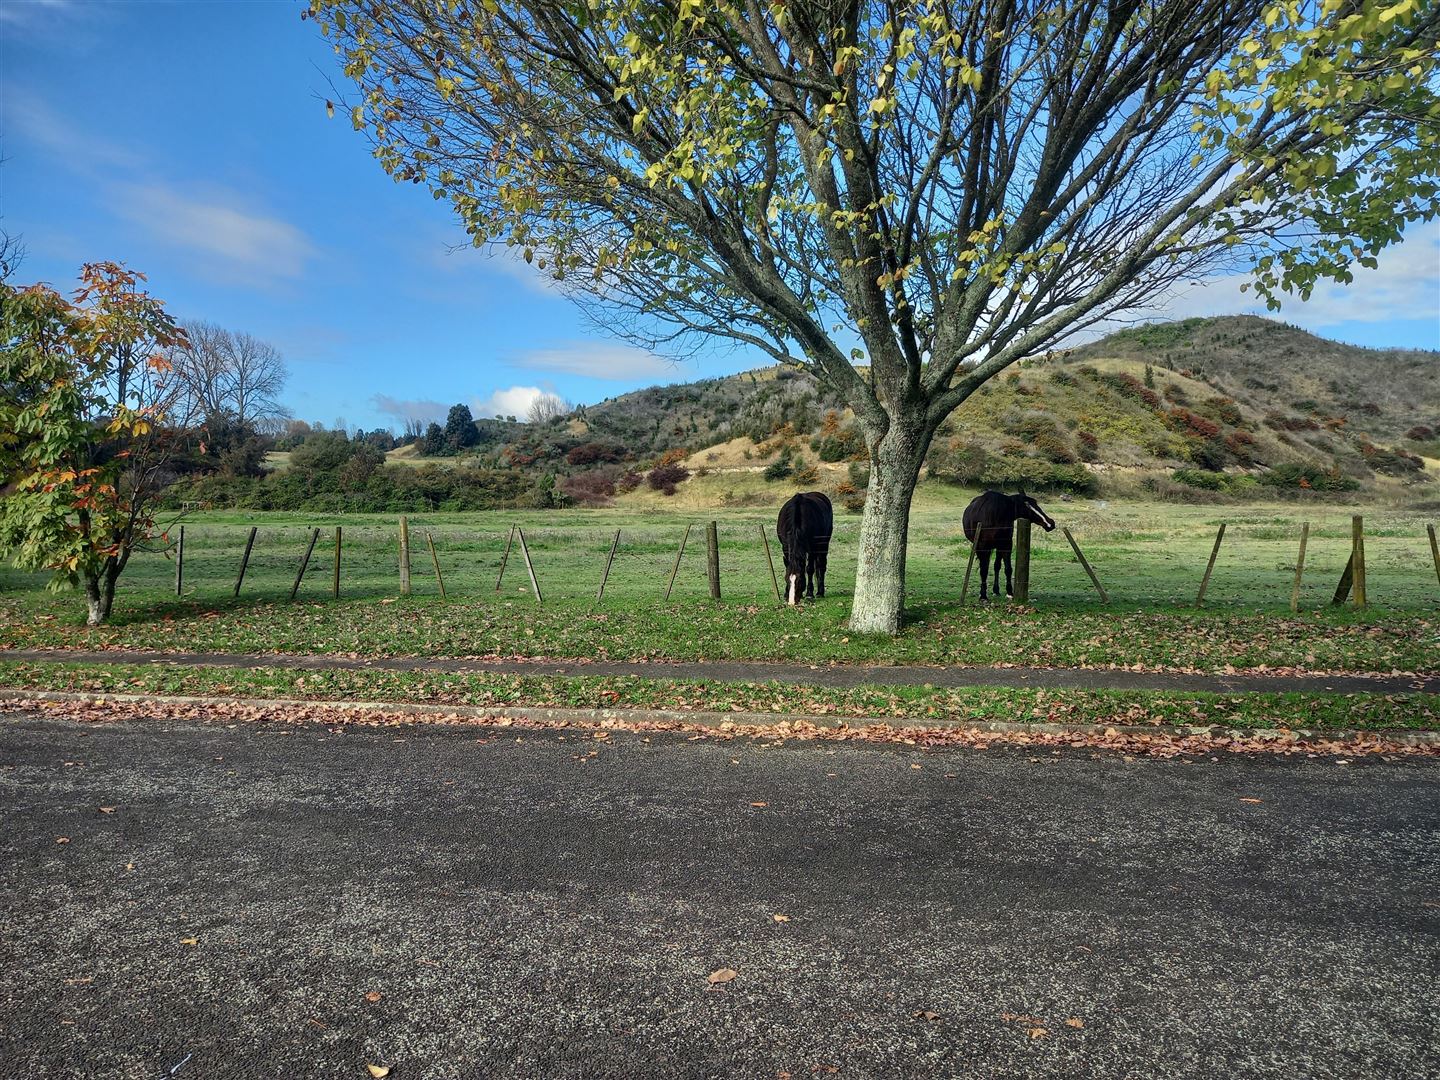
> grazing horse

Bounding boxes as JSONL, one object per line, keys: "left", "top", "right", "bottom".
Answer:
{"left": 777, "top": 491, "right": 833, "bottom": 604}
{"left": 962, "top": 491, "right": 1056, "bottom": 600}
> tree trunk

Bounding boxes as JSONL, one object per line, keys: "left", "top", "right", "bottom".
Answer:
{"left": 849, "top": 421, "right": 930, "bottom": 634}
{"left": 83, "top": 562, "right": 119, "bottom": 626}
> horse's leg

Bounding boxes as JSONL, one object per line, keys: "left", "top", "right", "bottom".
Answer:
{"left": 805, "top": 551, "right": 816, "bottom": 598}
{"left": 978, "top": 549, "right": 991, "bottom": 600}
{"left": 816, "top": 549, "right": 828, "bottom": 597}
{"left": 1003, "top": 548, "right": 1014, "bottom": 598}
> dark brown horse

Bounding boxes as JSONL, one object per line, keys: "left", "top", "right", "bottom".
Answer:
{"left": 777, "top": 491, "right": 833, "bottom": 604}
{"left": 962, "top": 491, "right": 1056, "bottom": 600}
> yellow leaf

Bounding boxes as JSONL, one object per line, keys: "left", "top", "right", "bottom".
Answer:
{"left": 1065, "top": 1017, "right": 1084, "bottom": 1029}
{"left": 772, "top": 913, "right": 790, "bottom": 922}
{"left": 180, "top": 937, "right": 198, "bottom": 946}
{"left": 366, "top": 1066, "right": 391, "bottom": 1079}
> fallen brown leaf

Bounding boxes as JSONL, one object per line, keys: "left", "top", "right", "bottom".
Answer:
{"left": 1028, "top": 1027, "right": 1048, "bottom": 1039}
{"left": 749, "top": 802, "right": 768, "bottom": 808}
{"left": 1239, "top": 797, "right": 1263, "bottom": 804}
{"left": 364, "top": 991, "right": 382, "bottom": 1003}
{"left": 912, "top": 1010, "right": 941, "bottom": 1022}
{"left": 179, "top": 938, "right": 197, "bottom": 946}
{"left": 772, "top": 914, "right": 790, "bottom": 923}
{"left": 707, "top": 967, "right": 738, "bottom": 985}
{"left": 1065, "top": 1018, "right": 1084, "bottom": 1029}
{"left": 55, "top": 837, "right": 70, "bottom": 844}
{"left": 98, "top": 807, "right": 116, "bottom": 814}
{"left": 366, "top": 1066, "right": 391, "bottom": 1079}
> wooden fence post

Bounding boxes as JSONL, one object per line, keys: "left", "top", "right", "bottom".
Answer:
{"left": 760, "top": 525, "right": 781, "bottom": 602}
{"left": 173, "top": 527, "right": 184, "bottom": 601}
{"left": 1352, "top": 514, "right": 1366, "bottom": 608}
{"left": 290, "top": 528, "right": 320, "bottom": 600}
{"left": 596, "top": 529, "right": 621, "bottom": 600}
{"left": 1290, "top": 522, "right": 1309, "bottom": 614}
{"left": 1062, "top": 527, "right": 1109, "bottom": 603}
{"left": 706, "top": 520, "right": 721, "bottom": 600}
{"left": 426, "top": 531, "right": 447, "bottom": 600}
{"left": 1195, "top": 522, "right": 1226, "bottom": 606}
{"left": 397, "top": 516, "right": 412, "bottom": 596}
{"left": 664, "top": 524, "right": 692, "bottom": 600}
{"left": 494, "top": 524, "right": 516, "bottom": 592}
{"left": 1429, "top": 524, "right": 1440, "bottom": 588}
{"left": 959, "top": 542, "right": 976, "bottom": 604}
{"left": 333, "top": 527, "right": 342, "bottom": 599}
{"left": 233, "top": 526, "right": 258, "bottom": 597}
{"left": 517, "top": 527, "right": 543, "bottom": 604}
{"left": 1013, "top": 519, "right": 1032, "bottom": 604}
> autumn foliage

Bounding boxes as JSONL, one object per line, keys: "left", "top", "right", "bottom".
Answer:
{"left": 0, "top": 264, "right": 189, "bottom": 624}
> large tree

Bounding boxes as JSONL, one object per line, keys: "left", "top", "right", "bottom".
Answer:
{"left": 169, "top": 320, "right": 290, "bottom": 429}
{"left": 312, "top": 0, "right": 1440, "bottom": 631}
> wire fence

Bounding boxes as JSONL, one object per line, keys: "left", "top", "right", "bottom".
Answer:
{"left": 107, "top": 511, "right": 1440, "bottom": 613}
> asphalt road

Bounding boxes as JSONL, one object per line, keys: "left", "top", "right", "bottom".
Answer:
{"left": 1, "top": 710, "right": 1437, "bottom": 1080}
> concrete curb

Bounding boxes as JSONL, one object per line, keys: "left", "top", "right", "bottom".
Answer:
{"left": 3, "top": 688, "right": 1437, "bottom": 748}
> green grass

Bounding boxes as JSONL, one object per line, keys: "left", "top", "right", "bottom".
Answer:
{"left": 2, "top": 497, "right": 1437, "bottom": 674}
{"left": 3, "top": 660, "right": 1434, "bottom": 732}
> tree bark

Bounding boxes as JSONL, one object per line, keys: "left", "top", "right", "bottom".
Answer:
{"left": 849, "top": 419, "right": 931, "bottom": 634}
{"left": 82, "top": 561, "right": 119, "bottom": 626}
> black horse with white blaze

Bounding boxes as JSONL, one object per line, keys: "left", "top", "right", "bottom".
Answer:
{"left": 777, "top": 491, "right": 833, "bottom": 605}
{"left": 962, "top": 491, "right": 1056, "bottom": 600}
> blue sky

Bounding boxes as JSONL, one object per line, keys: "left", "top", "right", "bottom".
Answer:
{"left": 3, "top": 0, "right": 1437, "bottom": 433}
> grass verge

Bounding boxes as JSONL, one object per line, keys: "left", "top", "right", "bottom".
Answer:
{"left": 2, "top": 660, "right": 1435, "bottom": 732}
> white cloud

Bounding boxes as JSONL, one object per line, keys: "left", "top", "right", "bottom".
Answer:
{"left": 518, "top": 342, "right": 676, "bottom": 380}
{"left": 472, "top": 385, "right": 547, "bottom": 419}
{"left": 0, "top": 0, "right": 77, "bottom": 29}
{"left": 112, "top": 182, "right": 316, "bottom": 282}
{"left": 4, "top": 91, "right": 139, "bottom": 170}
{"left": 1135, "top": 220, "right": 1440, "bottom": 333}
{"left": 372, "top": 395, "right": 449, "bottom": 426}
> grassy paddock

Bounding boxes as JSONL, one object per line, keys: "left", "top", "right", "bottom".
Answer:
{"left": 1, "top": 497, "right": 1437, "bottom": 672}
{"left": 2, "top": 660, "right": 1435, "bottom": 732}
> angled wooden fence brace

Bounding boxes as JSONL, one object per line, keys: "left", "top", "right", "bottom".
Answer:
{"left": 596, "top": 529, "right": 621, "bottom": 601}
{"left": 398, "top": 516, "right": 412, "bottom": 596}
{"left": 1331, "top": 553, "right": 1355, "bottom": 605}
{"left": 1429, "top": 524, "right": 1440, "bottom": 588}
{"left": 706, "top": 521, "right": 721, "bottom": 600}
{"left": 234, "top": 526, "right": 258, "bottom": 597}
{"left": 1013, "top": 519, "right": 1032, "bottom": 604}
{"left": 516, "top": 527, "right": 543, "bottom": 604}
{"left": 425, "top": 531, "right": 447, "bottom": 600}
{"left": 759, "top": 525, "right": 782, "bottom": 602}
{"left": 959, "top": 541, "right": 977, "bottom": 604}
{"left": 1062, "top": 527, "right": 1109, "bottom": 603}
{"left": 174, "top": 527, "right": 185, "bottom": 601}
{"left": 290, "top": 528, "right": 321, "bottom": 600}
{"left": 333, "top": 527, "right": 342, "bottom": 599}
{"left": 1290, "top": 522, "right": 1309, "bottom": 614}
{"left": 1195, "top": 522, "right": 1226, "bottom": 607}
{"left": 494, "top": 524, "right": 516, "bottom": 591}
{"left": 664, "top": 524, "right": 692, "bottom": 600}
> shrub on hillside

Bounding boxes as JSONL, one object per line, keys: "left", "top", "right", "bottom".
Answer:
{"left": 565, "top": 441, "right": 627, "bottom": 467}
{"left": 615, "top": 469, "right": 644, "bottom": 494}
{"left": 647, "top": 462, "right": 690, "bottom": 495}
{"left": 1076, "top": 430, "right": 1100, "bottom": 462}
{"left": 559, "top": 468, "right": 618, "bottom": 506}
{"left": 1259, "top": 463, "right": 1359, "bottom": 492}
{"left": 793, "top": 464, "right": 820, "bottom": 484}
{"left": 763, "top": 458, "right": 794, "bottom": 481}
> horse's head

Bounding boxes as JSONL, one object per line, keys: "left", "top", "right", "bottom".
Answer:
{"left": 1014, "top": 491, "right": 1057, "bottom": 532}
{"left": 782, "top": 546, "right": 806, "bottom": 605}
